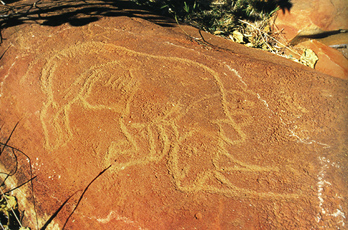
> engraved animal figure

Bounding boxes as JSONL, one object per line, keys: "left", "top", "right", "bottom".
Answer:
{"left": 39, "top": 42, "right": 299, "bottom": 198}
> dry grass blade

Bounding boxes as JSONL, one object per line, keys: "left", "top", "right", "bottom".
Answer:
{"left": 0, "top": 187, "right": 23, "bottom": 228}
{"left": 238, "top": 19, "right": 301, "bottom": 57}
{"left": 0, "top": 122, "right": 37, "bottom": 230}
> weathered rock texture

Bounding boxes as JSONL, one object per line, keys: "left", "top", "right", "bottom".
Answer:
{"left": 275, "top": 0, "right": 348, "bottom": 79}
{"left": 276, "top": 0, "right": 348, "bottom": 38}
{"left": 1, "top": 12, "right": 347, "bottom": 230}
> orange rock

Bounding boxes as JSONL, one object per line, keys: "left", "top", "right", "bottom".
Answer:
{"left": 297, "top": 40, "right": 348, "bottom": 79}
{"left": 0, "top": 12, "right": 347, "bottom": 230}
{"left": 276, "top": 0, "right": 348, "bottom": 40}
{"left": 275, "top": 0, "right": 348, "bottom": 79}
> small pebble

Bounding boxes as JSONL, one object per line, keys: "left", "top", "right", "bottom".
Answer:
{"left": 195, "top": 212, "right": 203, "bottom": 220}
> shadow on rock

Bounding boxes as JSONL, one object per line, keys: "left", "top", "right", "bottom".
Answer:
{"left": 0, "top": 0, "right": 176, "bottom": 34}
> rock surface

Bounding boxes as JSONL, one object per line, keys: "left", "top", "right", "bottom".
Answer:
{"left": 276, "top": 0, "right": 348, "bottom": 38}
{"left": 275, "top": 0, "right": 348, "bottom": 79}
{"left": 0, "top": 6, "right": 348, "bottom": 230}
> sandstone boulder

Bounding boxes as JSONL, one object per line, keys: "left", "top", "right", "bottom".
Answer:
{"left": 0, "top": 12, "right": 347, "bottom": 230}
{"left": 275, "top": 0, "right": 348, "bottom": 79}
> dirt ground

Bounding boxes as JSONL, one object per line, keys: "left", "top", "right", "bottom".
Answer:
{"left": 0, "top": 1, "right": 347, "bottom": 229}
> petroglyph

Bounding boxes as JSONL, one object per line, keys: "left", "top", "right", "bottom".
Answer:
{"left": 94, "top": 210, "right": 148, "bottom": 229}
{"left": 37, "top": 41, "right": 301, "bottom": 199}
{"left": 0, "top": 57, "right": 17, "bottom": 98}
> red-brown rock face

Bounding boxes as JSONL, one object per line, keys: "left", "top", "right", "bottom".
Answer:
{"left": 0, "top": 15, "right": 347, "bottom": 229}
{"left": 275, "top": 0, "right": 348, "bottom": 79}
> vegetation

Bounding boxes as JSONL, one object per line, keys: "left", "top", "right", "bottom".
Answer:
{"left": 134, "top": 0, "right": 280, "bottom": 45}
{"left": 0, "top": 122, "right": 33, "bottom": 230}
{"left": 144, "top": 0, "right": 279, "bottom": 32}
{"left": 133, "top": 0, "right": 315, "bottom": 66}
{"left": 0, "top": 194, "right": 30, "bottom": 230}
{"left": 0, "top": 0, "right": 315, "bottom": 67}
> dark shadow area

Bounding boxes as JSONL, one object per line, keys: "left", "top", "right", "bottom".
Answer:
{"left": 277, "top": 0, "right": 292, "bottom": 14}
{"left": 290, "top": 29, "right": 348, "bottom": 45}
{"left": 0, "top": 0, "right": 177, "bottom": 38}
{"left": 0, "top": 0, "right": 294, "bottom": 29}
{"left": 0, "top": 0, "right": 293, "bottom": 44}
{"left": 135, "top": 0, "right": 293, "bottom": 24}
